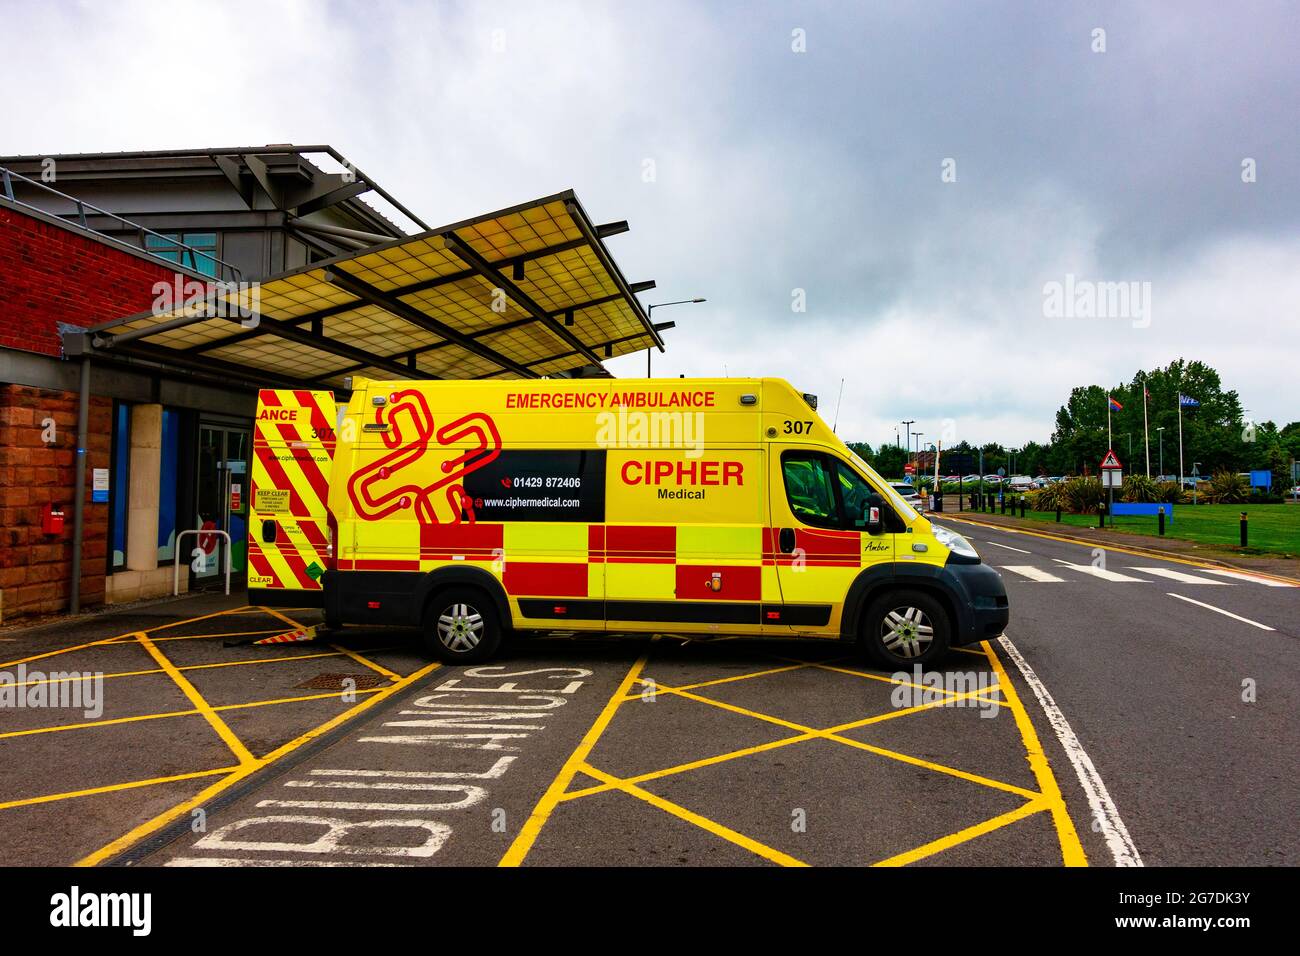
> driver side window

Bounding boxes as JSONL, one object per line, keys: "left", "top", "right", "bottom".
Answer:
{"left": 781, "top": 454, "right": 839, "bottom": 529}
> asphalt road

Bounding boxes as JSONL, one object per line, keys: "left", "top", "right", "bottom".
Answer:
{"left": 939, "top": 515, "right": 1299, "bottom": 866}
{"left": 1, "top": 524, "right": 1295, "bottom": 867}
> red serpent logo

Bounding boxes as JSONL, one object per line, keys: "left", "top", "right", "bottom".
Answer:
{"left": 346, "top": 389, "right": 501, "bottom": 526}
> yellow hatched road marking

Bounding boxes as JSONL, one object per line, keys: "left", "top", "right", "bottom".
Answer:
{"left": 7, "top": 649, "right": 351, "bottom": 688}
{"left": 562, "top": 684, "right": 1006, "bottom": 802}
{"left": 871, "top": 799, "right": 1048, "bottom": 867}
{"left": 0, "top": 767, "right": 240, "bottom": 812}
{"left": 75, "top": 660, "right": 441, "bottom": 867}
{"left": 578, "top": 763, "right": 809, "bottom": 867}
{"left": 330, "top": 644, "right": 400, "bottom": 682}
{"left": 646, "top": 681, "right": 1037, "bottom": 800}
{"left": 0, "top": 606, "right": 292, "bottom": 668}
{"left": 135, "top": 631, "right": 255, "bottom": 767}
{"left": 0, "top": 689, "right": 384, "bottom": 740}
{"left": 499, "top": 645, "right": 651, "bottom": 866}
{"left": 980, "top": 639, "right": 1087, "bottom": 866}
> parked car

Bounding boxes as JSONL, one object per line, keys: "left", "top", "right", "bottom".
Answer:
{"left": 962, "top": 474, "right": 983, "bottom": 485}
{"left": 891, "top": 482, "right": 927, "bottom": 512}
{"left": 982, "top": 474, "right": 1003, "bottom": 484}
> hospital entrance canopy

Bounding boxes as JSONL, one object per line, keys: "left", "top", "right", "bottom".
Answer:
{"left": 67, "top": 190, "right": 663, "bottom": 388}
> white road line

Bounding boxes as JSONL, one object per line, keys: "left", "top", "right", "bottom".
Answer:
{"left": 1201, "top": 568, "right": 1298, "bottom": 588}
{"left": 165, "top": 857, "right": 405, "bottom": 867}
{"left": 999, "top": 565, "right": 1066, "bottom": 583}
{"left": 1166, "top": 593, "right": 1276, "bottom": 631}
{"left": 1052, "top": 560, "right": 1148, "bottom": 583}
{"left": 988, "top": 541, "right": 1032, "bottom": 554}
{"left": 996, "top": 633, "right": 1143, "bottom": 867}
{"left": 1127, "top": 567, "right": 1230, "bottom": 585}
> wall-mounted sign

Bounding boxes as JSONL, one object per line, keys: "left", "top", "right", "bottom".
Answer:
{"left": 92, "top": 468, "right": 109, "bottom": 503}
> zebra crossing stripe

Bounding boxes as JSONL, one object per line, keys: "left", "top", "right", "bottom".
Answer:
{"left": 1051, "top": 560, "right": 1147, "bottom": 583}
{"left": 999, "top": 566, "right": 1066, "bottom": 583}
{"left": 1126, "top": 567, "right": 1229, "bottom": 585}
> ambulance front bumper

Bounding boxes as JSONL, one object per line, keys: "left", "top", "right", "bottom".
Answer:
{"left": 943, "top": 561, "right": 1010, "bottom": 645}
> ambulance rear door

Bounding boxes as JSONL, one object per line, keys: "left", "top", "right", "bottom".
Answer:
{"left": 248, "top": 389, "right": 337, "bottom": 605}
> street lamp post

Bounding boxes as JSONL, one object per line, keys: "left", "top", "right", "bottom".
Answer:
{"left": 1156, "top": 426, "right": 1166, "bottom": 477}
{"left": 646, "top": 299, "right": 705, "bottom": 376}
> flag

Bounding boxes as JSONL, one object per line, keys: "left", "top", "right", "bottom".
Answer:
{"left": 1108, "top": 396, "right": 1123, "bottom": 412}
{"left": 1179, "top": 394, "right": 1200, "bottom": 408}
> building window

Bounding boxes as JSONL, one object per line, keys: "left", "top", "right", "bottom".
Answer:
{"left": 144, "top": 232, "right": 219, "bottom": 277}
{"left": 109, "top": 403, "right": 130, "bottom": 571}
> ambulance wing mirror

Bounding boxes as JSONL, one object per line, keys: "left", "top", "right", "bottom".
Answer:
{"left": 863, "top": 494, "right": 885, "bottom": 535}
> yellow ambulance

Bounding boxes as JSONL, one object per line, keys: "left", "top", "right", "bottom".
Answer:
{"left": 248, "top": 378, "right": 1008, "bottom": 666}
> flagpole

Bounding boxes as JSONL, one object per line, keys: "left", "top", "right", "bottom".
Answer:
{"left": 1177, "top": 395, "right": 1184, "bottom": 490}
{"left": 1142, "top": 379, "right": 1150, "bottom": 478}
{"left": 1108, "top": 401, "right": 1112, "bottom": 450}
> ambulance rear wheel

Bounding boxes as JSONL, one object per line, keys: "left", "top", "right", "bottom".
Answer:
{"left": 422, "top": 588, "right": 503, "bottom": 663}
{"left": 860, "top": 589, "right": 950, "bottom": 668}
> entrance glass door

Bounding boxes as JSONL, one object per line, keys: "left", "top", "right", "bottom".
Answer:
{"left": 195, "top": 424, "right": 251, "bottom": 584}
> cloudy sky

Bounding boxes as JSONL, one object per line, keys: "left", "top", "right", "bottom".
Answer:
{"left": 3, "top": 0, "right": 1296, "bottom": 447}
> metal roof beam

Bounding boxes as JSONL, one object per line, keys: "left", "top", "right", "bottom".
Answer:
{"left": 323, "top": 267, "right": 537, "bottom": 378}
{"left": 442, "top": 231, "right": 604, "bottom": 368}
{"left": 565, "top": 200, "right": 664, "bottom": 351}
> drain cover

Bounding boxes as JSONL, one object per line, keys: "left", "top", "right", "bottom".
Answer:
{"left": 297, "top": 672, "right": 388, "bottom": 691}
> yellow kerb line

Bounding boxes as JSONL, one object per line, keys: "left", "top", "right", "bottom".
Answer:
{"left": 980, "top": 638, "right": 1087, "bottom": 866}
{"left": 74, "top": 660, "right": 442, "bottom": 867}
{"left": 135, "top": 631, "right": 255, "bottom": 767}
{"left": 578, "top": 763, "right": 809, "bottom": 867}
{"left": 0, "top": 767, "right": 240, "bottom": 812}
{"left": 499, "top": 645, "right": 652, "bottom": 866}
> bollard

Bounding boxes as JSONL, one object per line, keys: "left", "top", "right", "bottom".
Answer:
{"left": 1240, "top": 512, "right": 1248, "bottom": 548}
{"left": 1019, "top": 497, "right": 1026, "bottom": 518}
{"left": 1000, "top": 495, "right": 1006, "bottom": 515}
{"left": 1158, "top": 506, "right": 1165, "bottom": 536}
{"left": 1055, "top": 506, "right": 1062, "bottom": 523}
{"left": 1098, "top": 503, "right": 1106, "bottom": 528}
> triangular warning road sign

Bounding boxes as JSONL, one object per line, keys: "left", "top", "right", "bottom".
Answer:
{"left": 1100, "top": 449, "right": 1122, "bottom": 469}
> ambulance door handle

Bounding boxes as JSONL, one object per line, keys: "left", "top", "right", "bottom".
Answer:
{"left": 778, "top": 528, "right": 796, "bottom": 553}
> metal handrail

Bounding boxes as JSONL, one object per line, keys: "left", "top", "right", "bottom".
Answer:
{"left": 174, "top": 529, "right": 232, "bottom": 596}
{"left": 0, "top": 164, "right": 243, "bottom": 282}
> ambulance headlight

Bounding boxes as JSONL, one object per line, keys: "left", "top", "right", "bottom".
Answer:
{"left": 932, "top": 526, "right": 980, "bottom": 563}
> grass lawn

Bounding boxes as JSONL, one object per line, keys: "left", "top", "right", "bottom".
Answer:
{"left": 964, "top": 501, "right": 1300, "bottom": 555}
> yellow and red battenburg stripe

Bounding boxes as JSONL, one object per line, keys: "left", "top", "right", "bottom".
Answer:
{"left": 248, "top": 389, "right": 337, "bottom": 592}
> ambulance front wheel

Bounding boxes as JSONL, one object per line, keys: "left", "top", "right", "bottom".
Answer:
{"left": 860, "top": 589, "right": 950, "bottom": 668}
{"left": 422, "top": 587, "right": 504, "bottom": 663}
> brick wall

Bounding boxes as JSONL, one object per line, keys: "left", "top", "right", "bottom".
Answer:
{"left": 0, "top": 205, "right": 183, "bottom": 356}
{"left": 0, "top": 204, "right": 183, "bottom": 619}
{"left": 0, "top": 384, "right": 112, "bottom": 618}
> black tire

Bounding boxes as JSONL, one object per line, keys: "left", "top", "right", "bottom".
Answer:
{"left": 421, "top": 586, "right": 504, "bottom": 664}
{"left": 859, "top": 588, "right": 950, "bottom": 668}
